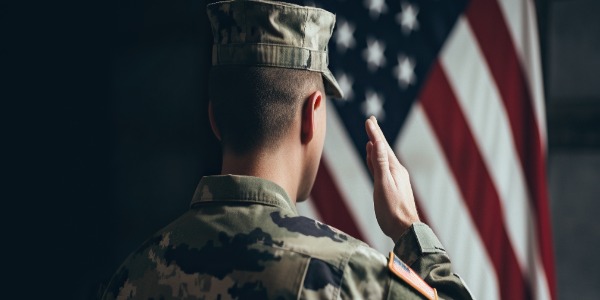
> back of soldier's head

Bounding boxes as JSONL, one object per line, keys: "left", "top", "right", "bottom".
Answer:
{"left": 206, "top": 0, "right": 344, "bottom": 154}
{"left": 209, "top": 66, "right": 324, "bottom": 154}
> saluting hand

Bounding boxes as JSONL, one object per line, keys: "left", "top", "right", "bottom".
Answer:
{"left": 365, "top": 116, "right": 420, "bottom": 242}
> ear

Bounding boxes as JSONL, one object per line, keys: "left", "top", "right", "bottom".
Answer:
{"left": 208, "top": 101, "right": 222, "bottom": 141}
{"left": 301, "top": 90, "right": 323, "bottom": 144}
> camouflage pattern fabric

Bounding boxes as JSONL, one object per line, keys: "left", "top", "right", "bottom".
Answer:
{"left": 102, "top": 175, "right": 474, "bottom": 299}
{"left": 207, "top": 0, "right": 344, "bottom": 99}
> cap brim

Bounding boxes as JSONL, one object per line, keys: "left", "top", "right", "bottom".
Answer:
{"left": 322, "top": 68, "right": 344, "bottom": 99}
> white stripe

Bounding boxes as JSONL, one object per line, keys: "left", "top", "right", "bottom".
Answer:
{"left": 441, "top": 17, "right": 551, "bottom": 298}
{"left": 495, "top": 0, "right": 547, "bottom": 148}
{"left": 296, "top": 197, "right": 323, "bottom": 221}
{"left": 396, "top": 104, "right": 500, "bottom": 300}
{"left": 323, "top": 100, "right": 394, "bottom": 253}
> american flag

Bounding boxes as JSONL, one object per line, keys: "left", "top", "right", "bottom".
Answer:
{"left": 294, "top": 0, "right": 556, "bottom": 299}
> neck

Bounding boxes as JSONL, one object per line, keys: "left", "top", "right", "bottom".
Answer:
{"left": 221, "top": 144, "right": 302, "bottom": 204}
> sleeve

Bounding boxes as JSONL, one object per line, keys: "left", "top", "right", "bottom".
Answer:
{"left": 339, "top": 243, "right": 426, "bottom": 299}
{"left": 393, "top": 222, "right": 475, "bottom": 300}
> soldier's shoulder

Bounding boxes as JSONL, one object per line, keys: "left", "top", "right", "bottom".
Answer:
{"left": 268, "top": 212, "right": 362, "bottom": 251}
{"left": 267, "top": 212, "right": 389, "bottom": 268}
{"left": 270, "top": 212, "right": 355, "bottom": 243}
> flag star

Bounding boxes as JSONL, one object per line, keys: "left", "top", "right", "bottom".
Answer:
{"left": 336, "top": 72, "right": 354, "bottom": 101}
{"left": 362, "top": 90, "right": 386, "bottom": 120}
{"left": 396, "top": 2, "right": 420, "bottom": 35}
{"left": 334, "top": 19, "right": 356, "bottom": 53}
{"left": 364, "top": 0, "right": 388, "bottom": 19}
{"left": 393, "top": 54, "right": 416, "bottom": 89}
{"left": 362, "top": 38, "right": 387, "bottom": 72}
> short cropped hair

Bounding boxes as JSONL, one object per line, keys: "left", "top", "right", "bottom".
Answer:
{"left": 209, "top": 66, "right": 325, "bottom": 154}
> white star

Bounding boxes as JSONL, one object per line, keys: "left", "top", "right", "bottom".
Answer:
{"left": 362, "top": 90, "right": 385, "bottom": 120}
{"left": 364, "top": 0, "right": 388, "bottom": 19}
{"left": 334, "top": 19, "right": 356, "bottom": 53}
{"left": 396, "top": 2, "right": 420, "bottom": 35}
{"left": 362, "top": 38, "right": 386, "bottom": 72}
{"left": 393, "top": 54, "right": 416, "bottom": 89}
{"left": 336, "top": 72, "right": 354, "bottom": 101}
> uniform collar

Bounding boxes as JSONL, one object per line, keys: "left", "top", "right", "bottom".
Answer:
{"left": 190, "top": 174, "right": 298, "bottom": 215}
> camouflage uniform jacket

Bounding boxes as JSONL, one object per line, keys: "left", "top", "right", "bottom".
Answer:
{"left": 103, "top": 175, "right": 474, "bottom": 299}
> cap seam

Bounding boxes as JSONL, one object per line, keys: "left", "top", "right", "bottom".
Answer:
{"left": 214, "top": 62, "right": 323, "bottom": 72}
{"left": 214, "top": 42, "right": 327, "bottom": 53}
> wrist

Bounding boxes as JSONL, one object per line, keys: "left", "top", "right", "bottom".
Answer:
{"left": 389, "top": 219, "right": 420, "bottom": 242}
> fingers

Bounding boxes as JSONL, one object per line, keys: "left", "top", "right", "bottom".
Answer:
{"left": 366, "top": 116, "right": 394, "bottom": 155}
{"left": 373, "top": 140, "right": 389, "bottom": 170}
{"left": 366, "top": 116, "right": 402, "bottom": 170}
{"left": 365, "top": 118, "right": 393, "bottom": 184}
{"left": 365, "top": 116, "right": 384, "bottom": 144}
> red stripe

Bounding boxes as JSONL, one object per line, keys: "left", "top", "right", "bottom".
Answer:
{"left": 310, "top": 158, "right": 366, "bottom": 242}
{"left": 420, "top": 62, "right": 530, "bottom": 300}
{"left": 466, "top": 1, "right": 556, "bottom": 298}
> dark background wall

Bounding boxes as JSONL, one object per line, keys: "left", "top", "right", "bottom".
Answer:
{"left": 4, "top": 0, "right": 598, "bottom": 299}
{"left": 542, "top": 1, "right": 600, "bottom": 299}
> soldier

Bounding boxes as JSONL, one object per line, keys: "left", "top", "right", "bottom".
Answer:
{"left": 102, "top": 0, "right": 474, "bottom": 299}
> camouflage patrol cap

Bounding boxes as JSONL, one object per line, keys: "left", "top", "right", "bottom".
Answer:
{"left": 207, "top": 0, "right": 344, "bottom": 98}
